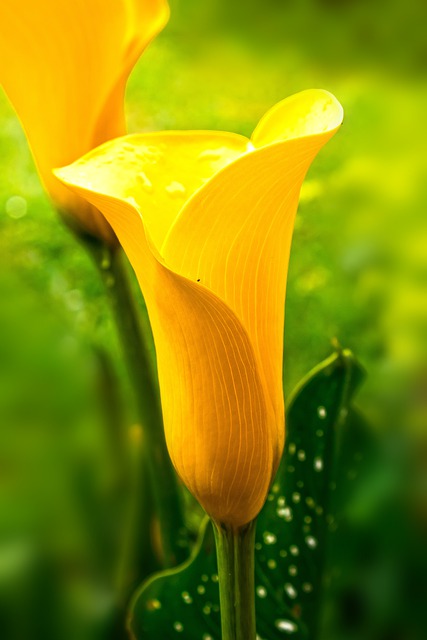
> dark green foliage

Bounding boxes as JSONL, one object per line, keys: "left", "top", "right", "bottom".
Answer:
{"left": 129, "top": 349, "right": 370, "bottom": 639}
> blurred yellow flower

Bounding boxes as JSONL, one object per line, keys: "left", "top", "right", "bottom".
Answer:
{"left": 56, "top": 90, "right": 343, "bottom": 526}
{"left": 0, "top": 0, "right": 169, "bottom": 243}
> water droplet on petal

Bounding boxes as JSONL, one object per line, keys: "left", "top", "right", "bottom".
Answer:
{"left": 125, "top": 196, "right": 139, "bottom": 208}
{"left": 297, "top": 450, "right": 306, "bottom": 461}
{"left": 137, "top": 172, "right": 153, "bottom": 192}
{"left": 146, "top": 598, "right": 162, "bottom": 610}
{"left": 197, "top": 585, "right": 206, "bottom": 595}
{"left": 142, "top": 145, "right": 165, "bottom": 162}
{"left": 173, "top": 621, "right": 184, "bottom": 632}
{"left": 198, "top": 149, "right": 223, "bottom": 161}
{"left": 292, "top": 492, "right": 301, "bottom": 504}
{"left": 289, "top": 565, "right": 298, "bottom": 576}
{"left": 165, "top": 181, "right": 186, "bottom": 197}
{"left": 290, "top": 545, "right": 299, "bottom": 556}
{"left": 256, "top": 586, "right": 267, "bottom": 598}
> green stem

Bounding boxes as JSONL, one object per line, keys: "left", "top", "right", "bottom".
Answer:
{"left": 213, "top": 520, "right": 257, "bottom": 640}
{"left": 84, "top": 237, "right": 188, "bottom": 570}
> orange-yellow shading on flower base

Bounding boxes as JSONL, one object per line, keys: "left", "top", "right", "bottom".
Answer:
{"left": 56, "top": 90, "right": 343, "bottom": 527}
{"left": 0, "top": 0, "right": 169, "bottom": 243}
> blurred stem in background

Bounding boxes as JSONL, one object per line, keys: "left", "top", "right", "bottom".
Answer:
{"left": 81, "top": 234, "right": 188, "bottom": 579}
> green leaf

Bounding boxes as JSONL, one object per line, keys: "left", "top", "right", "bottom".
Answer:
{"left": 128, "top": 520, "right": 219, "bottom": 639}
{"left": 254, "top": 348, "right": 366, "bottom": 639}
{"left": 128, "top": 349, "right": 368, "bottom": 640}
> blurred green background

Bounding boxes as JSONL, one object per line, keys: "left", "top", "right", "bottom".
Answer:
{"left": 0, "top": 0, "right": 426, "bottom": 638}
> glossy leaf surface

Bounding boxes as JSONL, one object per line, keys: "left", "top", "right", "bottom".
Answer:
{"left": 128, "top": 349, "right": 368, "bottom": 639}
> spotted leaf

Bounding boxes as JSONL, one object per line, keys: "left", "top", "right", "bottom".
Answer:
{"left": 254, "top": 348, "right": 366, "bottom": 639}
{"left": 128, "top": 348, "right": 368, "bottom": 639}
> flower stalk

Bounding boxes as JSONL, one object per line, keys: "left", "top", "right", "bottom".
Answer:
{"left": 213, "top": 520, "right": 257, "bottom": 640}
{"left": 83, "top": 234, "right": 188, "bottom": 570}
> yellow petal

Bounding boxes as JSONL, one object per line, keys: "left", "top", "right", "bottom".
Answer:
{"left": 0, "top": 0, "right": 169, "bottom": 242}
{"left": 60, "top": 131, "right": 250, "bottom": 251}
{"left": 163, "top": 89, "right": 343, "bottom": 467}
{"left": 251, "top": 88, "right": 343, "bottom": 145}
{"left": 55, "top": 90, "right": 343, "bottom": 525}
{"left": 52, "top": 183, "right": 275, "bottom": 528}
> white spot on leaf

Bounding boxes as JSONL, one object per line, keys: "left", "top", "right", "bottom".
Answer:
{"left": 275, "top": 619, "right": 298, "bottom": 633}
{"left": 256, "top": 586, "right": 267, "bottom": 598}
{"left": 317, "top": 406, "right": 327, "bottom": 419}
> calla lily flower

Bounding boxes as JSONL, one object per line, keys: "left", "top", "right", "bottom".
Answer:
{"left": 56, "top": 89, "right": 343, "bottom": 527}
{"left": 0, "top": 0, "right": 169, "bottom": 243}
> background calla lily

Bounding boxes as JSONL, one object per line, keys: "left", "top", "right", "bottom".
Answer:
{"left": 0, "top": 0, "right": 169, "bottom": 243}
{"left": 56, "top": 89, "right": 343, "bottom": 527}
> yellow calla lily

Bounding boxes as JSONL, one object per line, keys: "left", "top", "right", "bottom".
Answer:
{"left": 0, "top": 0, "right": 169, "bottom": 243}
{"left": 56, "top": 89, "right": 343, "bottom": 527}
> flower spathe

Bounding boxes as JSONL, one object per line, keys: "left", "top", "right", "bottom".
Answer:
{"left": 0, "top": 0, "right": 169, "bottom": 243}
{"left": 56, "top": 90, "right": 343, "bottom": 526}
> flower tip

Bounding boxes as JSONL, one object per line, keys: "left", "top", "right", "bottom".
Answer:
{"left": 52, "top": 164, "right": 76, "bottom": 193}
{"left": 53, "top": 161, "right": 90, "bottom": 194}
{"left": 149, "top": 0, "right": 171, "bottom": 35}
{"left": 53, "top": 162, "right": 97, "bottom": 213}
{"left": 52, "top": 166, "right": 65, "bottom": 182}
{"left": 162, "top": 0, "right": 171, "bottom": 23}
{"left": 251, "top": 88, "right": 343, "bottom": 148}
